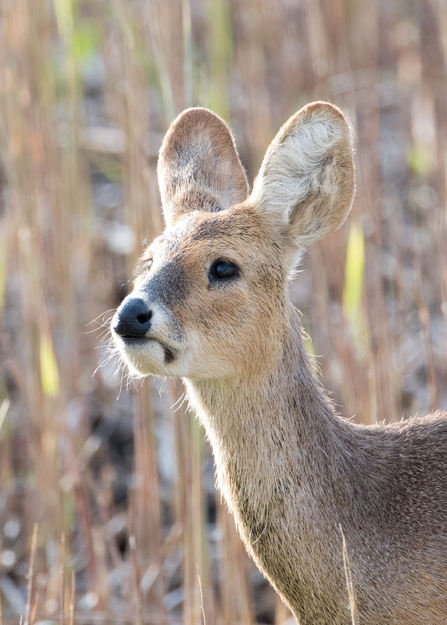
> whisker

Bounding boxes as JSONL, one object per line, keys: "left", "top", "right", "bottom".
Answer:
{"left": 170, "top": 391, "right": 186, "bottom": 410}
{"left": 171, "top": 391, "right": 186, "bottom": 413}
{"left": 173, "top": 394, "right": 188, "bottom": 413}
{"left": 86, "top": 309, "right": 116, "bottom": 327}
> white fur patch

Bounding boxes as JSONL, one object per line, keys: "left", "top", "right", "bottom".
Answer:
{"left": 252, "top": 117, "right": 342, "bottom": 225}
{"left": 249, "top": 103, "right": 354, "bottom": 256}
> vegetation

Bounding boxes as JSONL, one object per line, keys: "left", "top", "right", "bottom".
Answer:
{"left": 0, "top": 0, "right": 446, "bottom": 623}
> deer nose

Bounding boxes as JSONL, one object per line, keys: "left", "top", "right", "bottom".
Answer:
{"left": 112, "top": 298, "right": 152, "bottom": 338}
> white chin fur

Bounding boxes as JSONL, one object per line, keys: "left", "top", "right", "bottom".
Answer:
{"left": 118, "top": 339, "right": 169, "bottom": 377}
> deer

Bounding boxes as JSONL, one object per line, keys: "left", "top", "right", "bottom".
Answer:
{"left": 110, "top": 101, "right": 447, "bottom": 624}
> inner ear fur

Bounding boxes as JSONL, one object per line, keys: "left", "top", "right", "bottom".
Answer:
{"left": 250, "top": 101, "right": 355, "bottom": 248}
{"left": 158, "top": 108, "right": 249, "bottom": 226}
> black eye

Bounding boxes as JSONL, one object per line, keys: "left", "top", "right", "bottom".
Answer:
{"left": 210, "top": 260, "right": 239, "bottom": 280}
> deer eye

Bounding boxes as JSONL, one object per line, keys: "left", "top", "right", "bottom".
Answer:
{"left": 210, "top": 260, "right": 239, "bottom": 280}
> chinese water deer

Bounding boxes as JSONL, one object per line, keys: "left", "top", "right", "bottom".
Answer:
{"left": 111, "top": 102, "right": 447, "bottom": 624}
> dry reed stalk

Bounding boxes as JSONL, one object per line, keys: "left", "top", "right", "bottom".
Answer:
{"left": 413, "top": 234, "right": 440, "bottom": 411}
{"left": 134, "top": 384, "right": 166, "bottom": 617}
{"left": 340, "top": 526, "right": 358, "bottom": 625}
{"left": 145, "top": 0, "right": 176, "bottom": 122}
{"left": 171, "top": 382, "right": 207, "bottom": 625}
{"left": 218, "top": 504, "right": 237, "bottom": 625}
{"left": 362, "top": 0, "right": 400, "bottom": 425}
{"left": 128, "top": 507, "right": 143, "bottom": 625}
{"left": 113, "top": 0, "right": 161, "bottom": 263}
{"left": 182, "top": 0, "right": 193, "bottom": 109}
{"left": 167, "top": 376, "right": 216, "bottom": 623}
{"left": 274, "top": 594, "right": 292, "bottom": 625}
{"left": 231, "top": 1, "right": 272, "bottom": 175}
{"left": 217, "top": 502, "right": 254, "bottom": 625}
{"left": 195, "top": 566, "right": 207, "bottom": 625}
{"left": 30, "top": 599, "right": 37, "bottom": 625}
{"left": 69, "top": 572, "right": 75, "bottom": 625}
{"left": 60, "top": 533, "right": 65, "bottom": 625}
{"left": 305, "top": 0, "right": 330, "bottom": 94}
{"left": 24, "top": 524, "right": 37, "bottom": 625}
{"left": 73, "top": 483, "right": 97, "bottom": 600}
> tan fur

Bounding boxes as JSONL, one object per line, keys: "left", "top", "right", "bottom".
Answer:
{"left": 111, "top": 102, "right": 447, "bottom": 624}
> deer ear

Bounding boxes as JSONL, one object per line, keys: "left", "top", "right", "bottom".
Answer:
{"left": 250, "top": 102, "right": 355, "bottom": 254}
{"left": 158, "top": 108, "right": 249, "bottom": 226}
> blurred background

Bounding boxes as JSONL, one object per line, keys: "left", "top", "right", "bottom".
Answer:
{"left": 0, "top": 0, "right": 446, "bottom": 623}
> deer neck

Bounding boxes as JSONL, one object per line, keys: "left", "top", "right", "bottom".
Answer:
{"left": 185, "top": 305, "right": 362, "bottom": 620}
{"left": 185, "top": 304, "right": 356, "bottom": 532}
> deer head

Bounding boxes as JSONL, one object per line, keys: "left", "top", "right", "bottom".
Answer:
{"left": 111, "top": 102, "right": 355, "bottom": 381}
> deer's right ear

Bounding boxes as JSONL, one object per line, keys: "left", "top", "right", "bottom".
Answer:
{"left": 250, "top": 102, "right": 355, "bottom": 257}
{"left": 157, "top": 108, "right": 249, "bottom": 227}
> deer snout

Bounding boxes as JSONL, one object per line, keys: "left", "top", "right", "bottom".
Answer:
{"left": 112, "top": 297, "right": 152, "bottom": 338}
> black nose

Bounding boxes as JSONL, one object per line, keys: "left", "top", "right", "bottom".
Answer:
{"left": 112, "top": 298, "right": 152, "bottom": 338}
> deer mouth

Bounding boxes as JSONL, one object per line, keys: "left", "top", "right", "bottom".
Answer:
{"left": 119, "top": 335, "right": 177, "bottom": 365}
{"left": 120, "top": 336, "right": 147, "bottom": 344}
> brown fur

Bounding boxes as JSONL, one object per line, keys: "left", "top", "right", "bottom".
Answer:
{"left": 112, "top": 102, "right": 447, "bottom": 624}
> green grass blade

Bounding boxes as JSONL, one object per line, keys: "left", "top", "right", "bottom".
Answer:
{"left": 343, "top": 222, "right": 366, "bottom": 350}
{"left": 40, "top": 330, "right": 60, "bottom": 398}
{"left": 343, "top": 222, "right": 365, "bottom": 317}
{"left": 53, "top": 0, "right": 74, "bottom": 41}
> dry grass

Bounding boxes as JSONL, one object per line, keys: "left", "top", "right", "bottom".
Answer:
{"left": 0, "top": 0, "right": 446, "bottom": 623}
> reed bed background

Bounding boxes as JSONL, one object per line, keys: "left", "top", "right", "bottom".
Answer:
{"left": 0, "top": 0, "right": 446, "bottom": 623}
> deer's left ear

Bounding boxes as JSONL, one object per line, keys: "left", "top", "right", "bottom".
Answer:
{"left": 250, "top": 102, "right": 355, "bottom": 252}
{"left": 158, "top": 108, "right": 249, "bottom": 227}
